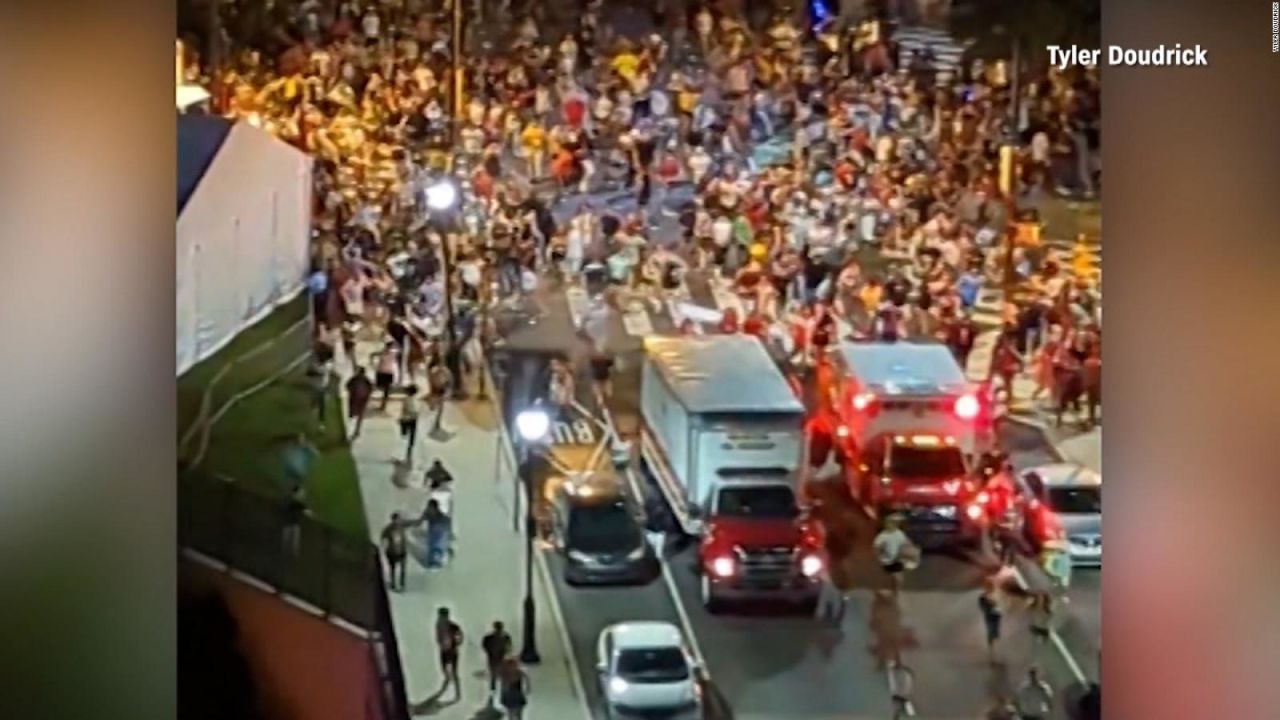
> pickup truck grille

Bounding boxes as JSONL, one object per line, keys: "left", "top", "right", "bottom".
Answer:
{"left": 888, "top": 504, "right": 961, "bottom": 534}
{"left": 734, "top": 546, "right": 796, "bottom": 587}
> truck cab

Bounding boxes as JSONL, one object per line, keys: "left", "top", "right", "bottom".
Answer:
{"left": 638, "top": 335, "right": 825, "bottom": 612}
{"left": 697, "top": 476, "right": 825, "bottom": 612}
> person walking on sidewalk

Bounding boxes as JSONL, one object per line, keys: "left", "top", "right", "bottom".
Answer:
{"left": 425, "top": 459, "right": 454, "bottom": 489}
{"left": 427, "top": 356, "right": 453, "bottom": 436}
{"left": 380, "top": 512, "right": 410, "bottom": 591}
{"left": 399, "top": 385, "right": 421, "bottom": 464}
{"left": 435, "top": 608, "right": 464, "bottom": 701}
{"left": 345, "top": 366, "right": 374, "bottom": 440}
{"left": 482, "top": 621, "right": 514, "bottom": 700}
{"left": 978, "top": 577, "right": 1004, "bottom": 663}
{"left": 417, "top": 499, "right": 453, "bottom": 569}
{"left": 497, "top": 657, "right": 531, "bottom": 720}
{"left": 375, "top": 341, "right": 400, "bottom": 411}
{"left": 306, "top": 358, "right": 333, "bottom": 429}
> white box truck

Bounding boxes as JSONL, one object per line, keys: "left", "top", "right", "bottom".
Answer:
{"left": 639, "top": 335, "right": 825, "bottom": 611}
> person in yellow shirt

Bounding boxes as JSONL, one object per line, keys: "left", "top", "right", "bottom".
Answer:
{"left": 610, "top": 41, "right": 641, "bottom": 87}
{"left": 860, "top": 277, "right": 884, "bottom": 316}
{"left": 520, "top": 119, "right": 547, "bottom": 179}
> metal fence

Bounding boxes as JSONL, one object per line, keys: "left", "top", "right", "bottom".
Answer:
{"left": 179, "top": 470, "right": 410, "bottom": 720}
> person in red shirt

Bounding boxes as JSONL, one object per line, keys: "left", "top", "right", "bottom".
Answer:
{"left": 562, "top": 95, "right": 586, "bottom": 129}
{"left": 742, "top": 313, "right": 766, "bottom": 337}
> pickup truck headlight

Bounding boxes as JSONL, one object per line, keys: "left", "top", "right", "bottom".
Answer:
{"left": 800, "top": 554, "right": 824, "bottom": 577}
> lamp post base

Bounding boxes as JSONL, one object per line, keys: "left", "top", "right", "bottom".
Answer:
{"left": 519, "top": 594, "right": 541, "bottom": 664}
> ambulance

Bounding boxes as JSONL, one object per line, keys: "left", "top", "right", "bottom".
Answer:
{"left": 813, "top": 341, "right": 995, "bottom": 546}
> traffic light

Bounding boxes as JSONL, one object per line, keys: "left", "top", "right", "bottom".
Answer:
{"left": 1071, "top": 234, "right": 1100, "bottom": 283}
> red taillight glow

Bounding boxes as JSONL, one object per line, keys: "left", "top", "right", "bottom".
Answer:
{"left": 710, "top": 556, "right": 735, "bottom": 578}
{"left": 852, "top": 392, "right": 876, "bottom": 411}
{"left": 954, "top": 394, "right": 980, "bottom": 420}
{"left": 835, "top": 424, "right": 849, "bottom": 438}
{"left": 976, "top": 491, "right": 990, "bottom": 504}
{"left": 965, "top": 503, "right": 984, "bottom": 521}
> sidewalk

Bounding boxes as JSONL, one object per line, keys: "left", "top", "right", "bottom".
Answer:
{"left": 347, "top": 349, "right": 589, "bottom": 720}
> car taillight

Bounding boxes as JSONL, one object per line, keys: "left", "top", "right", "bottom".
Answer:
{"left": 710, "top": 556, "right": 735, "bottom": 578}
{"left": 799, "top": 554, "right": 824, "bottom": 578}
{"left": 852, "top": 392, "right": 876, "bottom": 411}
{"left": 954, "top": 394, "right": 980, "bottom": 420}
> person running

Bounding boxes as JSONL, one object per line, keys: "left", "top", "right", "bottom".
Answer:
{"left": 497, "top": 657, "right": 531, "bottom": 720}
{"left": 374, "top": 341, "right": 400, "bottom": 411}
{"left": 435, "top": 608, "right": 464, "bottom": 701}
{"left": 482, "top": 621, "right": 514, "bottom": 700}
{"left": 380, "top": 512, "right": 410, "bottom": 591}
{"left": 978, "top": 577, "right": 1004, "bottom": 662}
{"left": 873, "top": 514, "right": 918, "bottom": 598}
{"left": 399, "top": 384, "right": 421, "bottom": 464}
{"left": 345, "top": 365, "right": 374, "bottom": 440}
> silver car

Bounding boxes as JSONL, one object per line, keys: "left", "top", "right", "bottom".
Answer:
{"left": 1020, "top": 463, "right": 1102, "bottom": 567}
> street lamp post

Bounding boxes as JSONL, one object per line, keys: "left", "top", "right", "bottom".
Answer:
{"left": 425, "top": 180, "right": 468, "bottom": 400}
{"left": 514, "top": 406, "right": 551, "bottom": 665}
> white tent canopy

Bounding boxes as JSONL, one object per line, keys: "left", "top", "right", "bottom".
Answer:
{"left": 176, "top": 120, "right": 312, "bottom": 375}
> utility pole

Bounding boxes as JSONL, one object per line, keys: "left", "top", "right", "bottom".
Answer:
{"left": 1000, "top": 35, "right": 1021, "bottom": 298}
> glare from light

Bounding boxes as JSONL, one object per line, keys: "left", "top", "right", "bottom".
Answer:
{"left": 608, "top": 676, "right": 629, "bottom": 694}
{"left": 835, "top": 424, "right": 849, "bottom": 438}
{"left": 515, "top": 408, "right": 551, "bottom": 442}
{"left": 852, "top": 392, "right": 875, "bottom": 411}
{"left": 954, "top": 394, "right": 980, "bottom": 420}
{"left": 965, "top": 503, "right": 984, "bottom": 521}
{"left": 710, "top": 556, "right": 735, "bottom": 578}
{"left": 426, "top": 180, "right": 459, "bottom": 211}
{"left": 800, "top": 554, "right": 824, "bottom": 577}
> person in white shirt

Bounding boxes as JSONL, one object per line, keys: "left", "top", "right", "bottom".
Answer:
{"left": 873, "top": 515, "right": 917, "bottom": 597}
{"left": 687, "top": 146, "right": 712, "bottom": 185}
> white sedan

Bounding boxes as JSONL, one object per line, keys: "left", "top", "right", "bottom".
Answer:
{"left": 596, "top": 621, "right": 702, "bottom": 719}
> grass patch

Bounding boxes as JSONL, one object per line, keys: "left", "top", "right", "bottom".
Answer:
{"left": 178, "top": 294, "right": 310, "bottom": 440}
{"left": 196, "top": 366, "right": 368, "bottom": 539}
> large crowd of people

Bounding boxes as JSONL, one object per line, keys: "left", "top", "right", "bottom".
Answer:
{"left": 180, "top": 0, "right": 1102, "bottom": 430}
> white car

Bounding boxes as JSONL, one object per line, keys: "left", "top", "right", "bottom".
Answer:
{"left": 596, "top": 621, "right": 702, "bottom": 719}
{"left": 1020, "top": 463, "right": 1102, "bottom": 567}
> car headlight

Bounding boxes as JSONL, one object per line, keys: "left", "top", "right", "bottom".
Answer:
{"left": 933, "top": 505, "right": 956, "bottom": 519}
{"left": 567, "top": 550, "right": 593, "bottom": 564}
{"left": 627, "top": 545, "right": 647, "bottom": 561}
{"left": 608, "top": 676, "right": 629, "bottom": 695}
{"left": 800, "top": 553, "right": 824, "bottom": 577}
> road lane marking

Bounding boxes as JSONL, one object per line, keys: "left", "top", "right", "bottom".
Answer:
{"left": 594, "top": 385, "right": 712, "bottom": 677}
{"left": 1009, "top": 563, "right": 1090, "bottom": 686}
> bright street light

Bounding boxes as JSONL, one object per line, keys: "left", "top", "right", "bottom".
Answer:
{"left": 425, "top": 180, "right": 459, "bottom": 211}
{"left": 515, "top": 408, "right": 551, "bottom": 443}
